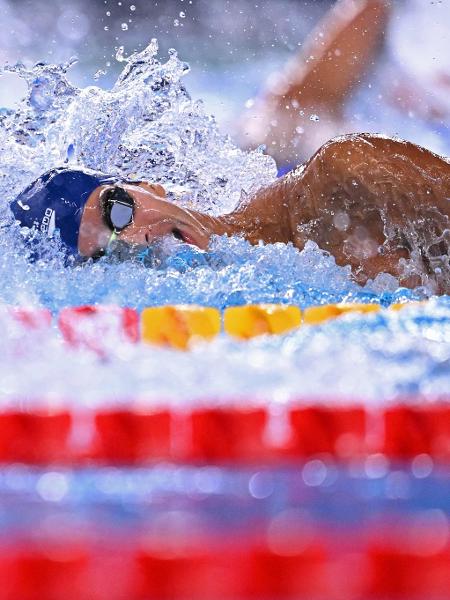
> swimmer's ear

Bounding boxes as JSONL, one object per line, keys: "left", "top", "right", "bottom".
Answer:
{"left": 267, "top": 0, "right": 391, "bottom": 112}
{"left": 136, "top": 182, "right": 167, "bottom": 197}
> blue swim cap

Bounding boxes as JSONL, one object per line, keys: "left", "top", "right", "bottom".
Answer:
{"left": 10, "top": 168, "right": 116, "bottom": 256}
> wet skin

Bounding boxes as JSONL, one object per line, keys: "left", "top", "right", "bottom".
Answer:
{"left": 78, "top": 133, "right": 450, "bottom": 293}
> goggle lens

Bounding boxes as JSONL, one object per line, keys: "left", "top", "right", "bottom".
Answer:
{"left": 103, "top": 186, "right": 135, "bottom": 232}
{"left": 110, "top": 201, "right": 133, "bottom": 230}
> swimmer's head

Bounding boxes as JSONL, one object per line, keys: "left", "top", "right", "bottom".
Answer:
{"left": 10, "top": 168, "right": 212, "bottom": 261}
{"left": 10, "top": 168, "right": 116, "bottom": 256}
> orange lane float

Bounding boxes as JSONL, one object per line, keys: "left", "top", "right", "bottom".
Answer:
{"left": 224, "top": 304, "right": 302, "bottom": 339}
{"left": 389, "top": 301, "right": 427, "bottom": 311}
{"left": 141, "top": 305, "right": 221, "bottom": 349}
{"left": 303, "top": 302, "right": 380, "bottom": 325}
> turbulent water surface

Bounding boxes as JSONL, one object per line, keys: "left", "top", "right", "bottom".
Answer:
{"left": 0, "top": 43, "right": 449, "bottom": 404}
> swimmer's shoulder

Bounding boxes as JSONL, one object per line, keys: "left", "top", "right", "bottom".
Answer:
{"left": 303, "top": 133, "right": 450, "bottom": 174}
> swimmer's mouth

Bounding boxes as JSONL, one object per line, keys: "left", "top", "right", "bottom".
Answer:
{"left": 172, "top": 227, "right": 186, "bottom": 242}
{"left": 170, "top": 227, "right": 201, "bottom": 247}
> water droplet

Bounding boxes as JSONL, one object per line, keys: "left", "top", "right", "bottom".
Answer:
{"left": 333, "top": 211, "right": 350, "bottom": 231}
{"left": 310, "top": 114, "right": 320, "bottom": 122}
{"left": 179, "top": 11, "right": 186, "bottom": 17}
{"left": 106, "top": 10, "right": 111, "bottom": 16}
{"left": 115, "top": 46, "right": 126, "bottom": 62}
{"left": 173, "top": 18, "right": 179, "bottom": 27}
{"left": 104, "top": 25, "right": 109, "bottom": 31}
{"left": 121, "top": 22, "right": 128, "bottom": 31}
{"left": 130, "top": 4, "right": 136, "bottom": 10}
{"left": 94, "top": 69, "right": 107, "bottom": 80}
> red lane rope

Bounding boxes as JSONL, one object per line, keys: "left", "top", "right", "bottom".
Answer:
{"left": 0, "top": 403, "right": 448, "bottom": 465}
{"left": 0, "top": 524, "right": 448, "bottom": 600}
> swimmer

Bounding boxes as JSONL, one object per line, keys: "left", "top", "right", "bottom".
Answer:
{"left": 11, "top": 133, "right": 450, "bottom": 293}
{"left": 11, "top": 134, "right": 450, "bottom": 293}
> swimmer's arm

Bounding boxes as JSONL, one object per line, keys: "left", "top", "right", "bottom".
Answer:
{"left": 218, "top": 178, "right": 293, "bottom": 246}
{"left": 282, "top": 133, "right": 450, "bottom": 286}
{"left": 277, "top": 0, "right": 391, "bottom": 109}
{"left": 219, "top": 133, "right": 450, "bottom": 288}
{"left": 214, "top": 133, "right": 450, "bottom": 255}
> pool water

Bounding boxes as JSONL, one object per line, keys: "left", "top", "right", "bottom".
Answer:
{"left": 0, "top": 41, "right": 448, "bottom": 405}
{"left": 0, "top": 32, "right": 449, "bottom": 600}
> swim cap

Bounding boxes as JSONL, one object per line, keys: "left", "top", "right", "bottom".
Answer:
{"left": 10, "top": 168, "right": 116, "bottom": 256}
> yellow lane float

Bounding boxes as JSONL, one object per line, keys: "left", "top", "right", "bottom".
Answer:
{"left": 303, "top": 302, "right": 381, "bottom": 325}
{"left": 389, "top": 301, "right": 427, "bottom": 311}
{"left": 141, "top": 305, "right": 221, "bottom": 350}
{"left": 224, "top": 304, "right": 302, "bottom": 339}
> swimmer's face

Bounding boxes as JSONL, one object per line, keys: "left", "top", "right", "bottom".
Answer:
{"left": 78, "top": 181, "right": 211, "bottom": 258}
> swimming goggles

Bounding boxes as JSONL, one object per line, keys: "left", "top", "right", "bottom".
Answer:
{"left": 101, "top": 186, "right": 135, "bottom": 255}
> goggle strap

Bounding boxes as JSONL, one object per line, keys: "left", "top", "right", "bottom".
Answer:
{"left": 106, "top": 230, "right": 119, "bottom": 256}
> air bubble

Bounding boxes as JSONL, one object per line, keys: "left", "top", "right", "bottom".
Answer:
{"left": 121, "top": 22, "right": 128, "bottom": 31}
{"left": 310, "top": 114, "right": 320, "bottom": 122}
{"left": 130, "top": 4, "right": 136, "bottom": 10}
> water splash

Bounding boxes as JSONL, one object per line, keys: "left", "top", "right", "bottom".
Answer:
{"left": 0, "top": 39, "right": 390, "bottom": 315}
{"left": 0, "top": 42, "right": 447, "bottom": 403}
{"left": 0, "top": 40, "right": 276, "bottom": 215}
